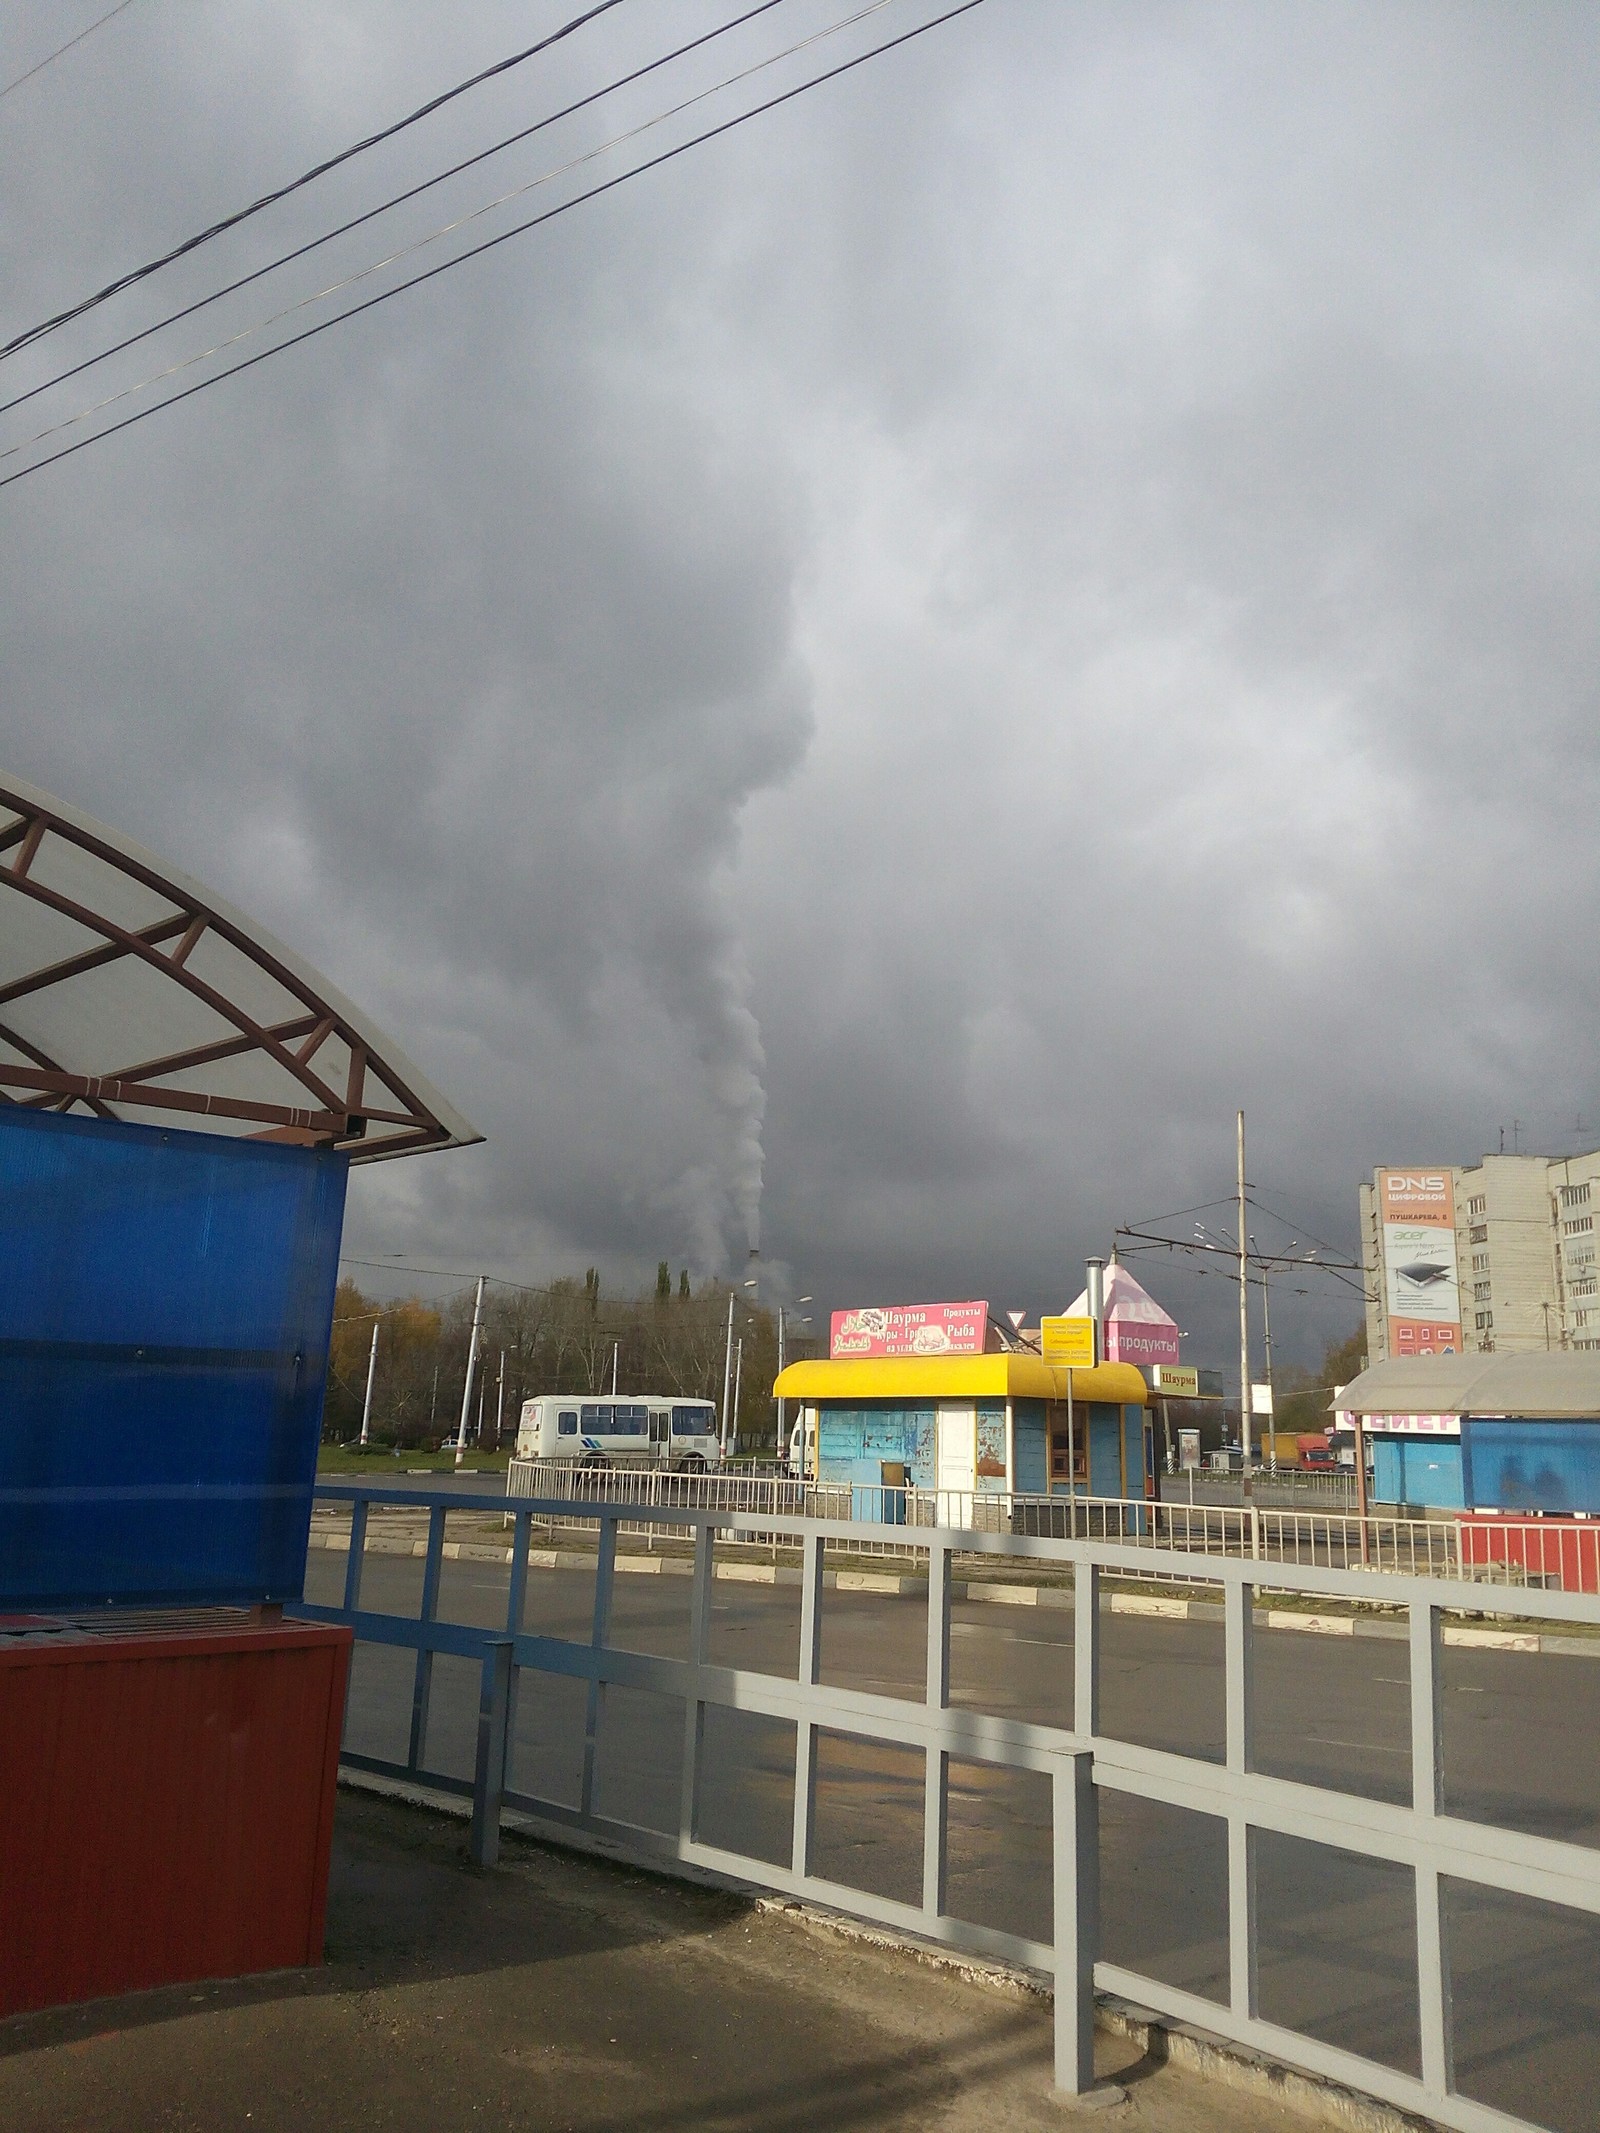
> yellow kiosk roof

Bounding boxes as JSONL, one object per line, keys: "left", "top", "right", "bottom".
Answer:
{"left": 773, "top": 1356, "right": 1147, "bottom": 1405}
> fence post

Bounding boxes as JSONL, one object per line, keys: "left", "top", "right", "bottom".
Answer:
{"left": 1051, "top": 1747, "right": 1100, "bottom": 2097}
{"left": 923, "top": 1540, "right": 951, "bottom": 1920}
{"left": 581, "top": 1515, "right": 618, "bottom": 1818}
{"left": 1410, "top": 1598, "right": 1454, "bottom": 2101}
{"left": 679, "top": 1522, "right": 714, "bottom": 1855}
{"left": 1074, "top": 1562, "right": 1099, "bottom": 1740}
{"left": 791, "top": 1529, "right": 825, "bottom": 1883}
{"left": 342, "top": 1496, "right": 369, "bottom": 1614}
{"left": 407, "top": 1502, "right": 447, "bottom": 1775}
{"left": 1225, "top": 1573, "right": 1256, "bottom": 2022}
{"left": 470, "top": 1636, "right": 513, "bottom": 1868}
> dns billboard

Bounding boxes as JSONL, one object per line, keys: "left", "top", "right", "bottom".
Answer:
{"left": 1378, "top": 1168, "right": 1462, "bottom": 1356}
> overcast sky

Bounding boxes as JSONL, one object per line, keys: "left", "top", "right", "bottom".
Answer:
{"left": 3, "top": 0, "right": 1597, "bottom": 1368}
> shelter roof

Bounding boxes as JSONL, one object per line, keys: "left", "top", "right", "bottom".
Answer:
{"left": 1338, "top": 1353, "right": 1600, "bottom": 1420}
{"left": 0, "top": 770, "right": 478, "bottom": 1163}
{"left": 774, "top": 1356, "right": 1148, "bottom": 1405}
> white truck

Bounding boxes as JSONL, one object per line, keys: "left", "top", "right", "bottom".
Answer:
{"left": 515, "top": 1393, "right": 721, "bottom": 1472}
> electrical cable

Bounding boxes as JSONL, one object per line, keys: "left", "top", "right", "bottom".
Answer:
{"left": 0, "top": 0, "right": 629, "bottom": 362}
{"left": 0, "top": 0, "right": 139, "bottom": 103}
{"left": 2, "top": 0, "right": 896, "bottom": 464}
{"left": 0, "top": 0, "right": 988, "bottom": 494}
{"left": 0, "top": 0, "right": 790, "bottom": 424}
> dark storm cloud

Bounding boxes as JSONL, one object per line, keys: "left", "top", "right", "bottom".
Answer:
{"left": 2, "top": 1, "right": 1597, "bottom": 1364}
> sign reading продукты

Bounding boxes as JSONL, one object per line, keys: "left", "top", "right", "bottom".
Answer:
{"left": 829, "top": 1300, "right": 988, "bottom": 1360}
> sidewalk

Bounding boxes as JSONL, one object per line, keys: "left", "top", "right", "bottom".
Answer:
{"left": 0, "top": 1789, "right": 1371, "bottom": 2133}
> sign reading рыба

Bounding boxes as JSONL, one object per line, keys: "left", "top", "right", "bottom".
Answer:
{"left": 830, "top": 1301, "right": 988, "bottom": 1360}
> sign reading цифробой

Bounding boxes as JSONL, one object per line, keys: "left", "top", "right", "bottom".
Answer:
{"left": 830, "top": 1300, "right": 988, "bottom": 1360}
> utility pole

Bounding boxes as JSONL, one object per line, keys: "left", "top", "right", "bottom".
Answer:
{"left": 359, "top": 1318, "right": 379, "bottom": 1447}
{"left": 732, "top": 1337, "right": 743, "bottom": 1461}
{"left": 776, "top": 1308, "right": 786, "bottom": 1459}
{"left": 1258, "top": 1243, "right": 1276, "bottom": 1475}
{"left": 455, "top": 1275, "right": 485, "bottom": 1468}
{"left": 720, "top": 1292, "right": 736, "bottom": 1455}
{"left": 495, "top": 1350, "right": 505, "bottom": 1450}
{"left": 612, "top": 1339, "right": 620, "bottom": 1395}
{"left": 1238, "top": 1110, "right": 1253, "bottom": 1495}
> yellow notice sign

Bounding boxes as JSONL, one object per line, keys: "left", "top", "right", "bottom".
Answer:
{"left": 1040, "top": 1315, "right": 1095, "bottom": 1367}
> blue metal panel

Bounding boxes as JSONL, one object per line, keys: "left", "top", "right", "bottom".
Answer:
{"left": 1462, "top": 1419, "right": 1600, "bottom": 1513}
{"left": 1012, "top": 1400, "right": 1047, "bottom": 1494}
{"left": 1373, "top": 1437, "right": 1464, "bottom": 1510}
{"left": 0, "top": 1108, "right": 347, "bottom": 1610}
{"left": 816, "top": 1406, "right": 936, "bottom": 1487}
{"left": 1087, "top": 1405, "right": 1121, "bottom": 1496}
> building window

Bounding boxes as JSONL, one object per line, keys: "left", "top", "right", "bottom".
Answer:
{"left": 1473, "top": 1281, "right": 1491, "bottom": 1302}
{"left": 1468, "top": 1194, "right": 1487, "bottom": 1216}
{"left": 1472, "top": 1251, "right": 1489, "bottom": 1272}
{"left": 1565, "top": 1215, "right": 1594, "bottom": 1236}
{"left": 1470, "top": 1224, "right": 1488, "bottom": 1244}
{"left": 1474, "top": 1309, "right": 1494, "bottom": 1329}
{"left": 1562, "top": 1183, "right": 1592, "bottom": 1208}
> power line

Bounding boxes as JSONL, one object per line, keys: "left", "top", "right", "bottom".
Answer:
{"left": 0, "top": 0, "right": 989, "bottom": 494}
{"left": 0, "top": 0, "right": 790, "bottom": 424}
{"left": 3, "top": 0, "right": 898, "bottom": 466}
{"left": 0, "top": 0, "right": 140, "bottom": 104}
{"left": 0, "top": 0, "right": 629, "bottom": 362}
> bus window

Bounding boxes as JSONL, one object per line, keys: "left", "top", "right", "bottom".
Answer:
{"left": 672, "top": 1406, "right": 712, "bottom": 1436}
{"left": 558, "top": 1410, "right": 578, "bottom": 1436}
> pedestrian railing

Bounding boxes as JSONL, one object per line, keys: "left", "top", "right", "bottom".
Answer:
{"left": 506, "top": 1461, "right": 1591, "bottom": 1586}
{"left": 299, "top": 1480, "right": 1600, "bottom": 2131}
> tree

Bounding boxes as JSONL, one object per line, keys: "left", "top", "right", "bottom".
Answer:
{"left": 656, "top": 1260, "right": 671, "bottom": 1303}
{"left": 1274, "top": 1323, "right": 1368, "bottom": 1435}
{"left": 679, "top": 1268, "right": 690, "bottom": 1299}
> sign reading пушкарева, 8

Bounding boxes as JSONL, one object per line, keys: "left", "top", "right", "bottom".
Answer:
{"left": 830, "top": 1300, "right": 988, "bottom": 1360}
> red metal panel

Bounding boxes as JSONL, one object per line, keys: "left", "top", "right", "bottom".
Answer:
{"left": 1457, "top": 1513, "right": 1600, "bottom": 1594}
{"left": 0, "top": 1619, "right": 351, "bottom": 2015}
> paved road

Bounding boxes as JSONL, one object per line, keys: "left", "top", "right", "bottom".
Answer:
{"left": 301, "top": 1545, "right": 1600, "bottom": 2130}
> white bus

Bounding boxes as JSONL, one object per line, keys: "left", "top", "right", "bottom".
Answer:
{"left": 515, "top": 1394, "right": 722, "bottom": 1471}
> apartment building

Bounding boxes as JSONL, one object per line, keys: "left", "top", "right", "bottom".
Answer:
{"left": 1360, "top": 1150, "right": 1600, "bottom": 1361}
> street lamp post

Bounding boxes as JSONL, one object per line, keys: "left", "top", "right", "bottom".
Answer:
{"left": 359, "top": 1317, "right": 379, "bottom": 1447}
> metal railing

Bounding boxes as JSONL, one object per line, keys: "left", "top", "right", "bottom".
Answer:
{"left": 504, "top": 1461, "right": 1558, "bottom": 1583}
{"left": 299, "top": 1480, "right": 1600, "bottom": 2129}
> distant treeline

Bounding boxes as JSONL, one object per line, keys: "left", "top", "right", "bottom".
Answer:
{"left": 323, "top": 1264, "right": 808, "bottom": 1451}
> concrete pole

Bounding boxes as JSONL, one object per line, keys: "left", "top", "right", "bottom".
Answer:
{"left": 1260, "top": 1254, "right": 1277, "bottom": 1475}
{"left": 720, "top": 1292, "right": 736, "bottom": 1454}
{"left": 776, "top": 1307, "right": 786, "bottom": 1459}
{"left": 359, "top": 1318, "right": 379, "bottom": 1447}
{"left": 455, "top": 1275, "right": 485, "bottom": 1468}
{"left": 1238, "top": 1110, "right": 1253, "bottom": 1495}
{"left": 495, "top": 1350, "right": 505, "bottom": 1451}
{"left": 732, "top": 1337, "right": 744, "bottom": 1461}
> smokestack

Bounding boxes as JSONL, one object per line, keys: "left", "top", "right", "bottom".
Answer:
{"left": 1085, "top": 1257, "right": 1105, "bottom": 1367}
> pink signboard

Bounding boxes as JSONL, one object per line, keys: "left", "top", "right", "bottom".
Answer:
{"left": 830, "top": 1300, "right": 989, "bottom": 1360}
{"left": 1102, "top": 1319, "right": 1181, "bottom": 1368}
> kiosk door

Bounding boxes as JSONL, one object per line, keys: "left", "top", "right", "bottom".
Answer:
{"left": 937, "top": 1405, "right": 977, "bottom": 1522}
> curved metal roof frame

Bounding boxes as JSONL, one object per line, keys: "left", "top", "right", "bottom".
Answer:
{"left": 0, "top": 771, "right": 478, "bottom": 1163}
